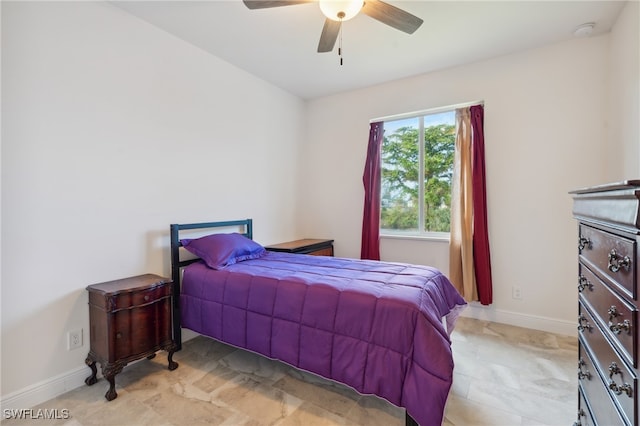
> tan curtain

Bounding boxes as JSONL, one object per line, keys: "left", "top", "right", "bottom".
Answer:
{"left": 449, "top": 107, "right": 477, "bottom": 301}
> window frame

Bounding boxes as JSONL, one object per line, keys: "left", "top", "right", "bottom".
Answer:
{"left": 373, "top": 101, "right": 480, "bottom": 239}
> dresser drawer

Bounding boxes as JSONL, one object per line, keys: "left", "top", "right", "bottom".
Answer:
{"left": 578, "top": 340, "right": 627, "bottom": 425}
{"left": 579, "top": 224, "right": 637, "bottom": 300}
{"left": 577, "top": 387, "right": 596, "bottom": 426}
{"left": 579, "top": 263, "right": 637, "bottom": 367}
{"left": 579, "top": 304, "right": 637, "bottom": 425}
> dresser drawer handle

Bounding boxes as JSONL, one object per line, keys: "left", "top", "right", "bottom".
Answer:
{"left": 609, "top": 380, "right": 633, "bottom": 397}
{"left": 608, "top": 305, "right": 621, "bottom": 320}
{"left": 577, "top": 275, "right": 593, "bottom": 292}
{"left": 116, "top": 332, "right": 122, "bottom": 339}
{"left": 577, "top": 314, "right": 592, "bottom": 332}
{"left": 606, "top": 306, "right": 631, "bottom": 334}
{"left": 577, "top": 358, "right": 591, "bottom": 380}
{"left": 144, "top": 295, "right": 150, "bottom": 302}
{"left": 609, "top": 319, "right": 632, "bottom": 335}
{"left": 608, "top": 362, "right": 633, "bottom": 397}
{"left": 608, "top": 249, "right": 631, "bottom": 273}
{"left": 578, "top": 236, "right": 591, "bottom": 251}
{"left": 573, "top": 409, "right": 586, "bottom": 426}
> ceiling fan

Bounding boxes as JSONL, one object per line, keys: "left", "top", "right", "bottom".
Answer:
{"left": 242, "top": 0, "right": 423, "bottom": 53}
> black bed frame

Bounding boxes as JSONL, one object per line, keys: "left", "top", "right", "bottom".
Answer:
{"left": 169, "top": 218, "right": 253, "bottom": 351}
{"left": 169, "top": 218, "right": 419, "bottom": 426}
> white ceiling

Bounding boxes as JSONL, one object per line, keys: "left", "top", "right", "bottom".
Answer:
{"left": 113, "top": 0, "right": 626, "bottom": 99}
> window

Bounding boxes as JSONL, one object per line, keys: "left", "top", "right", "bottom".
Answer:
{"left": 380, "top": 110, "right": 455, "bottom": 237}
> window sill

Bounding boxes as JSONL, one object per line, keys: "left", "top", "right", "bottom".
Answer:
{"left": 380, "top": 233, "right": 450, "bottom": 243}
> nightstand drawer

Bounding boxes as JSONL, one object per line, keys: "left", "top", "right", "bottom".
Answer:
{"left": 111, "top": 296, "right": 172, "bottom": 361}
{"left": 109, "top": 283, "right": 171, "bottom": 311}
{"left": 88, "top": 275, "right": 172, "bottom": 311}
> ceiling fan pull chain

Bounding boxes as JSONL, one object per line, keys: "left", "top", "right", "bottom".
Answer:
{"left": 338, "top": 17, "right": 344, "bottom": 66}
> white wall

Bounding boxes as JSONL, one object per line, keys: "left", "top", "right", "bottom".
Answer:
{"left": 1, "top": 1, "right": 304, "bottom": 400}
{"left": 607, "top": 0, "right": 640, "bottom": 179}
{"left": 300, "top": 35, "right": 614, "bottom": 334}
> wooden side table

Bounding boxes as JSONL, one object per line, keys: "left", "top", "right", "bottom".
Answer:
{"left": 265, "top": 239, "right": 334, "bottom": 256}
{"left": 84, "top": 274, "right": 178, "bottom": 401}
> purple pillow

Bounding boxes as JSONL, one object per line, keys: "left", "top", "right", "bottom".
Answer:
{"left": 180, "top": 233, "right": 266, "bottom": 270}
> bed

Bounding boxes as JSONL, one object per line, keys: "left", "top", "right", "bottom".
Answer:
{"left": 170, "top": 219, "right": 466, "bottom": 426}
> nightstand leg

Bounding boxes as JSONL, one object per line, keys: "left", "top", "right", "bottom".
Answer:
{"left": 104, "top": 375, "right": 117, "bottom": 401}
{"left": 101, "top": 363, "right": 123, "bottom": 401}
{"left": 167, "top": 347, "right": 178, "bottom": 371}
{"left": 84, "top": 355, "right": 98, "bottom": 386}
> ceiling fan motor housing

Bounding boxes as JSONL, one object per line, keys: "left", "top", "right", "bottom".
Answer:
{"left": 319, "top": 0, "right": 364, "bottom": 21}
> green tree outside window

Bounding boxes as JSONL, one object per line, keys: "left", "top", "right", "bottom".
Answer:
{"left": 381, "top": 113, "right": 455, "bottom": 234}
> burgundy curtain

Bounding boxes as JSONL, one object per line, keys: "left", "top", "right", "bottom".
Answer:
{"left": 361, "top": 121, "right": 384, "bottom": 260}
{"left": 470, "top": 105, "right": 492, "bottom": 305}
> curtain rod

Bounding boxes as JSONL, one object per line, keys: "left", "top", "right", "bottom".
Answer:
{"left": 370, "top": 100, "right": 484, "bottom": 123}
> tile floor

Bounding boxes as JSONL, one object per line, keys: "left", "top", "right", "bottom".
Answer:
{"left": 1, "top": 317, "right": 578, "bottom": 425}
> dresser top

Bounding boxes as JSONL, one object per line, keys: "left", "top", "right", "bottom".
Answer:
{"left": 86, "top": 274, "right": 170, "bottom": 295}
{"left": 570, "top": 180, "right": 640, "bottom": 194}
{"left": 571, "top": 180, "right": 640, "bottom": 231}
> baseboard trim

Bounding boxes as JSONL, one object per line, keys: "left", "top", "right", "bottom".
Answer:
{"left": 460, "top": 302, "right": 577, "bottom": 337}
{"left": 0, "top": 365, "right": 88, "bottom": 412}
{"left": 0, "top": 334, "right": 200, "bottom": 412}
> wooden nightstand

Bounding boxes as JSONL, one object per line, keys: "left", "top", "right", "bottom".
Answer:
{"left": 265, "top": 239, "right": 334, "bottom": 256}
{"left": 84, "top": 274, "right": 178, "bottom": 401}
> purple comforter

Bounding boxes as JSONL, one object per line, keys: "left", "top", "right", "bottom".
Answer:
{"left": 181, "top": 252, "right": 466, "bottom": 425}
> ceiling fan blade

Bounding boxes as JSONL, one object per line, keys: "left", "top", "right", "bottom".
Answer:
{"left": 317, "top": 18, "right": 341, "bottom": 53}
{"left": 361, "top": 0, "right": 423, "bottom": 34}
{"left": 243, "top": 0, "right": 313, "bottom": 9}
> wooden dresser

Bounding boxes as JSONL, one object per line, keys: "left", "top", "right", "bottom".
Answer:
{"left": 85, "top": 274, "right": 178, "bottom": 401}
{"left": 265, "top": 238, "right": 334, "bottom": 256}
{"left": 572, "top": 181, "right": 640, "bottom": 425}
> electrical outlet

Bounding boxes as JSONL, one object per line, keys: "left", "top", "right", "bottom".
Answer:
{"left": 512, "top": 286, "right": 523, "bottom": 300}
{"left": 67, "top": 329, "right": 83, "bottom": 350}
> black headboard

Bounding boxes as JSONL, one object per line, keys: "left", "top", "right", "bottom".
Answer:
{"left": 169, "top": 219, "right": 253, "bottom": 350}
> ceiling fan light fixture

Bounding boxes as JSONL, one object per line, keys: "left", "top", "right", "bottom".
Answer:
{"left": 319, "top": 0, "right": 364, "bottom": 21}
